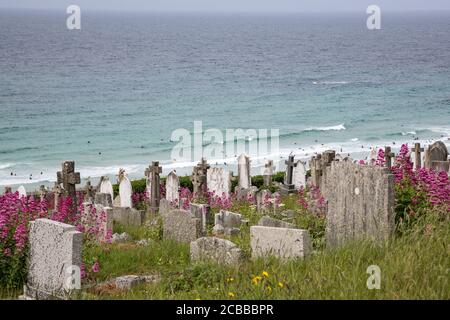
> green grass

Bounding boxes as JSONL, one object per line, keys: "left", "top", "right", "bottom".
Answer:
{"left": 78, "top": 210, "right": 449, "bottom": 300}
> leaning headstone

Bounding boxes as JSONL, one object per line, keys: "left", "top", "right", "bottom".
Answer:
{"left": 162, "top": 209, "right": 202, "bottom": 243}
{"left": 118, "top": 169, "right": 132, "bottom": 208}
{"left": 322, "top": 161, "right": 395, "bottom": 247}
{"left": 165, "top": 171, "right": 180, "bottom": 205}
{"left": 20, "top": 219, "right": 82, "bottom": 300}
{"left": 213, "top": 210, "right": 242, "bottom": 236}
{"left": 99, "top": 177, "right": 114, "bottom": 204}
{"left": 424, "top": 141, "right": 449, "bottom": 170}
{"left": 292, "top": 160, "right": 306, "bottom": 189}
{"left": 237, "top": 154, "right": 251, "bottom": 189}
{"left": 250, "top": 226, "right": 312, "bottom": 260}
{"left": 17, "top": 185, "right": 27, "bottom": 198}
{"left": 258, "top": 216, "right": 297, "bottom": 229}
{"left": 190, "top": 237, "right": 244, "bottom": 266}
{"left": 207, "top": 167, "right": 232, "bottom": 197}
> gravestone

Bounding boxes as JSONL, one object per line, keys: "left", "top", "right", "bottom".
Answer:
{"left": 236, "top": 186, "right": 258, "bottom": 203}
{"left": 424, "top": 141, "right": 449, "bottom": 170}
{"left": 322, "top": 161, "right": 395, "bottom": 247}
{"left": 411, "top": 143, "right": 424, "bottom": 170}
{"left": 190, "top": 203, "right": 212, "bottom": 235}
{"left": 57, "top": 161, "right": 81, "bottom": 205}
{"left": 213, "top": 210, "right": 242, "bottom": 236}
{"left": 94, "top": 193, "right": 113, "bottom": 207}
{"left": 207, "top": 167, "right": 231, "bottom": 197}
{"left": 263, "top": 160, "right": 275, "bottom": 187}
{"left": 366, "top": 148, "right": 378, "bottom": 166}
{"left": 237, "top": 154, "right": 251, "bottom": 189}
{"left": 292, "top": 160, "right": 306, "bottom": 189}
{"left": 117, "top": 169, "right": 132, "bottom": 208}
{"left": 191, "top": 158, "right": 209, "bottom": 199}
{"left": 162, "top": 209, "right": 202, "bottom": 243}
{"left": 99, "top": 177, "right": 114, "bottom": 204}
{"left": 20, "top": 219, "right": 82, "bottom": 300}
{"left": 159, "top": 198, "right": 173, "bottom": 215}
{"left": 256, "top": 190, "right": 273, "bottom": 213}
{"left": 190, "top": 237, "right": 244, "bottom": 266}
{"left": 166, "top": 171, "right": 180, "bottom": 205}
{"left": 431, "top": 161, "right": 450, "bottom": 173}
{"left": 38, "top": 185, "right": 48, "bottom": 202}
{"left": 82, "top": 202, "right": 113, "bottom": 242}
{"left": 258, "top": 216, "right": 297, "bottom": 229}
{"left": 52, "top": 182, "right": 62, "bottom": 210}
{"left": 250, "top": 226, "right": 312, "bottom": 260}
{"left": 384, "top": 146, "right": 395, "bottom": 169}
{"left": 17, "top": 185, "right": 27, "bottom": 198}
{"left": 112, "top": 207, "right": 146, "bottom": 226}
{"left": 4, "top": 186, "right": 12, "bottom": 194}
{"left": 280, "top": 155, "right": 297, "bottom": 194}
{"left": 145, "top": 161, "right": 162, "bottom": 213}
{"left": 83, "top": 180, "right": 95, "bottom": 203}
{"left": 309, "top": 151, "right": 336, "bottom": 189}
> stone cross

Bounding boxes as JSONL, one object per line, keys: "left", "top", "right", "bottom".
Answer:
{"left": 52, "top": 182, "right": 62, "bottom": 210}
{"left": 84, "top": 180, "right": 95, "bottom": 202}
{"left": 145, "top": 161, "right": 162, "bottom": 213}
{"left": 56, "top": 161, "right": 81, "bottom": 200}
{"left": 310, "top": 154, "right": 323, "bottom": 188}
{"left": 4, "top": 186, "right": 12, "bottom": 194}
{"left": 384, "top": 147, "right": 395, "bottom": 169}
{"left": 38, "top": 185, "right": 48, "bottom": 202}
{"left": 197, "top": 157, "right": 210, "bottom": 175}
{"left": 284, "top": 155, "right": 297, "bottom": 185}
{"left": 263, "top": 160, "right": 274, "bottom": 187}
{"left": 411, "top": 143, "right": 424, "bottom": 170}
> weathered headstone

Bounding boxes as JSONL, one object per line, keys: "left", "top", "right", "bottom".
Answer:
{"left": 117, "top": 169, "right": 132, "bottom": 208}
{"left": 82, "top": 202, "right": 113, "bottom": 242}
{"left": 258, "top": 216, "right": 297, "bottom": 229}
{"left": 190, "top": 237, "right": 244, "bottom": 266}
{"left": 431, "top": 160, "right": 450, "bottom": 173}
{"left": 20, "top": 219, "right": 82, "bottom": 300}
{"left": 292, "top": 160, "right": 306, "bottom": 189}
{"left": 17, "top": 185, "right": 27, "bottom": 198}
{"left": 52, "top": 182, "right": 62, "bottom": 210}
{"left": 207, "top": 167, "right": 231, "bottom": 197}
{"left": 411, "top": 143, "right": 424, "bottom": 170}
{"left": 213, "top": 210, "right": 242, "bottom": 236}
{"left": 366, "top": 148, "right": 378, "bottom": 166}
{"left": 57, "top": 161, "right": 81, "bottom": 205}
{"left": 162, "top": 209, "right": 202, "bottom": 243}
{"left": 158, "top": 198, "right": 172, "bottom": 215}
{"left": 237, "top": 154, "right": 251, "bottom": 190}
{"left": 145, "top": 161, "right": 162, "bottom": 213}
{"left": 165, "top": 171, "right": 180, "bottom": 205}
{"left": 384, "top": 146, "right": 395, "bottom": 169}
{"left": 256, "top": 189, "right": 273, "bottom": 213}
{"left": 99, "top": 177, "right": 114, "bottom": 204}
{"left": 309, "top": 150, "right": 336, "bottom": 189}
{"left": 190, "top": 203, "right": 212, "bottom": 235}
{"left": 112, "top": 207, "right": 146, "bottom": 226}
{"left": 424, "top": 141, "right": 449, "bottom": 170}
{"left": 250, "top": 226, "right": 312, "bottom": 260}
{"left": 280, "top": 154, "right": 297, "bottom": 194}
{"left": 322, "top": 161, "right": 395, "bottom": 247}
{"left": 191, "top": 158, "right": 209, "bottom": 199}
{"left": 263, "top": 160, "right": 275, "bottom": 187}
{"left": 94, "top": 193, "right": 113, "bottom": 207}
{"left": 83, "top": 180, "right": 95, "bottom": 203}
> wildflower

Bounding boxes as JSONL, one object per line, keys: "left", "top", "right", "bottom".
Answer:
{"left": 252, "top": 276, "right": 262, "bottom": 285}
{"left": 228, "top": 292, "right": 235, "bottom": 298}
{"left": 262, "top": 271, "right": 269, "bottom": 278}
{"left": 278, "top": 282, "right": 284, "bottom": 288}
{"left": 266, "top": 285, "right": 272, "bottom": 293}
{"left": 226, "top": 277, "right": 234, "bottom": 283}
{"left": 92, "top": 261, "right": 100, "bottom": 273}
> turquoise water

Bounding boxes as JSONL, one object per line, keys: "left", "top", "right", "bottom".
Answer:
{"left": 0, "top": 10, "right": 449, "bottom": 189}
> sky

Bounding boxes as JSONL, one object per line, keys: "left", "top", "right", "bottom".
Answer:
{"left": 0, "top": 0, "right": 449, "bottom": 13}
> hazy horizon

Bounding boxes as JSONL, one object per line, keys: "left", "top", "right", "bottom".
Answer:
{"left": 1, "top": 0, "right": 450, "bottom": 13}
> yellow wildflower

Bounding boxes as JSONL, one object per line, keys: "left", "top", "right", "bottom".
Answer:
{"left": 266, "top": 285, "right": 272, "bottom": 293}
{"left": 262, "top": 271, "right": 269, "bottom": 278}
{"left": 226, "top": 277, "right": 234, "bottom": 283}
{"left": 278, "top": 282, "right": 284, "bottom": 288}
{"left": 228, "top": 292, "right": 235, "bottom": 298}
{"left": 252, "top": 276, "right": 262, "bottom": 285}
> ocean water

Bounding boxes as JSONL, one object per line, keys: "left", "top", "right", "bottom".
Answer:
{"left": 0, "top": 10, "right": 449, "bottom": 189}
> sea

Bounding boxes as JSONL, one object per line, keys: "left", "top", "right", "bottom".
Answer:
{"left": 0, "top": 9, "right": 449, "bottom": 190}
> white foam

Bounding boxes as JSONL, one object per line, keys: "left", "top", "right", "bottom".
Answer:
{"left": 304, "top": 124, "right": 346, "bottom": 132}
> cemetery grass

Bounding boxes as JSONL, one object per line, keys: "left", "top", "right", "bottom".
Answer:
{"left": 79, "top": 204, "right": 449, "bottom": 300}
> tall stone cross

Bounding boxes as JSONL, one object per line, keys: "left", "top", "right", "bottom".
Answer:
{"left": 284, "top": 155, "right": 297, "bottom": 185}
{"left": 384, "top": 147, "right": 395, "bottom": 169}
{"left": 263, "top": 160, "right": 274, "bottom": 187}
{"left": 411, "top": 143, "right": 424, "bottom": 170}
{"left": 52, "top": 182, "right": 62, "bottom": 210}
{"left": 57, "top": 161, "right": 81, "bottom": 205}
{"left": 145, "top": 161, "right": 162, "bottom": 213}
{"left": 197, "top": 157, "right": 210, "bottom": 175}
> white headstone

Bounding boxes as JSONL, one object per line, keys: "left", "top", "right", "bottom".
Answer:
{"left": 166, "top": 171, "right": 180, "bottom": 204}
{"left": 99, "top": 178, "right": 114, "bottom": 202}
{"left": 17, "top": 185, "right": 27, "bottom": 198}
{"left": 119, "top": 176, "right": 132, "bottom": 208}
{"left": 237, "top": 154, "right": 250, "bottom": 189}
{"left": 292, "top": 161, "right": 306, "bottom": 189}
{"left": 366, "top": 148, "right": 378, "bottom": 165}
{"left": 207, "top": 167, "right": 231, "bottom": 197}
